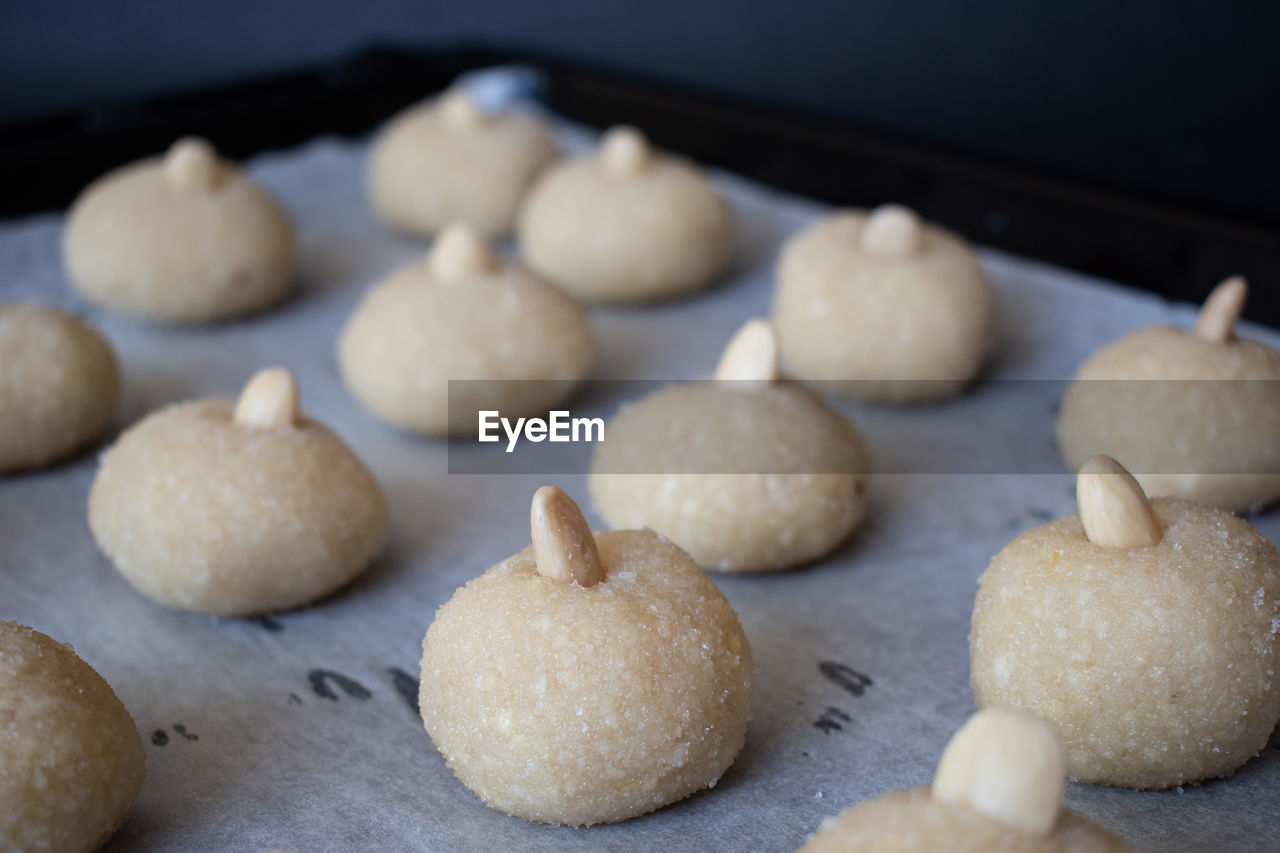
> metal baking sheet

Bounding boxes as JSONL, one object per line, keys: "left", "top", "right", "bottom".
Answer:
{"left": 2, "top": 68, "right": 1278, "bottom": 852}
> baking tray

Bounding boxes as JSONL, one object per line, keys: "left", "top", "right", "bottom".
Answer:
{"left": 1, "top": 44, "right": 1278, "bottom": 328}
{"left": 2, "top": 54, "right": 1279, "bottom": 853}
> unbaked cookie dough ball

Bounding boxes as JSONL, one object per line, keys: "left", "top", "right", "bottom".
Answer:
{"left": 89, "top": 368, "right": 387, "bottom": 616}
{"left": 800, "top": 709, "right": 1132, "bottom": 852}
{"left": 1, "top": 621, "right": 146, "bottom": 852}
{"left": 420, "top": 486, "right": 753, "bottom": 825}
{"left": 517, "top": 125, "right": 733, "bottom": 303}
{"left": 0, "top": 303, "right": 119, "bottom": 473}
{"left": 64, "top": 137, "right": 295, "bottom": 324}
{"left": 369, "top": 90, "right": 559, "bottom": 237}
{"left": 339, "top": 224, "right": 594, "bottom": 436}
{"left": 1057, "top": 277, "right": 1280, "bottom": 514}
{"left": 590, "top": 320, "right": 869, "bottom": 572}
{"left": 773, "top": 204, "right": 994, "bottom": 403}
{"left": 971, "top": 456, "right": 1280, "bottom": 789}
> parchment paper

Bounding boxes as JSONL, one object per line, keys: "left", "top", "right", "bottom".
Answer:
{"left": 2, "top": 68, "right": 1278, "bottom": 852}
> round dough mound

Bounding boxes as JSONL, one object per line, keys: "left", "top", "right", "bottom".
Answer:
{"left": 89, "top": 400, "right": 387, "bottom": 615}
{"left": 0, "top": 621, "right": 145, "bottom": 851}
{"left": 420, "top": 529, "right": 754, "bottom": 825}
{"left": 971, "top": 497, "right": 1280, "bottom": 789}
{"left": 589, "top": 382, "right": 869, "bottom": 572}
{"left": 63, "top": 142, "right": 295, "bottom": 324}
{"left": 799, "top": 786, "right": 1131, "bottom": 853}
{"left": 0, "top": 304, "right": 119, "bottom": 472}
{"left": 369, "top": 95, "right": 558, "bottom": 236}
{"left": 772, "top": 209, "right": 993, "bottom": 403}
{"left": 338, "top": 252, "right": 593, "bottom": 437}
{"left": 1056, "top": 326, "right": 1280, "bottom": 513}
{"left": 517, "top": 129, "right": 733, "bottom": 303}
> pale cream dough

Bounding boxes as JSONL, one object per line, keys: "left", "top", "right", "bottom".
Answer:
{"left": 773, "top": 204, "right": 993, "bottom": 403}
{"left": 1057, "top": 276, "right": 1280, "bottom": 513}
{"left": 369, "top": 90, "right": 559, "bottom": 237}
{"left": 799, "top": 709, "right": 1132, "bottom": 852}
{"left": 339, "top": 224, "right": 594, "bottom": 437}
{"left": 63, "top": 137, "right": 295, "bottom": 324}
{"left": 0, "top": 621, "right": 146, "bottom": 852}
{"left": 0, "top": 303, "right": 119, "bottom": 473}
{"left": 419, "top": 486, "right": 753, "bottom": 825}
{"left": 971, "top": 456, "right": 1280, "bottom": 789}
{"left": 590, "top": 320, "right": 870, "bottom": 572}
{"left": 517, "top": 125, "right": 733, "bottom": 303}
{"left": 89, "top": 368, "right": 387, "bottom": 616}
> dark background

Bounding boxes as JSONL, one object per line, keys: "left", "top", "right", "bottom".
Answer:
{"left": 3, "top": 0, "right": 1278, "bottom": 227}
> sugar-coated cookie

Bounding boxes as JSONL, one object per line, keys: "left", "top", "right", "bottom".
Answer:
{"left": 773, "top": 204, "right": 993, "bottom": 403}
{"left": 0, "top": 621, "right": 146, "bottom": 852}
{"left": 591, "top": 320, "right": 869, "bottom": 572}
{"left": 0, "top": 303, "right": 119, "bottom": 472}
{"left": 1057, "top": 277, "right": 1280, "bottom": 513}
{"left": 971, "top": 456, "right": 1280, "bottom": 789}
{"left": 339, "top": 224, "right": 594, "bottom": 436}
{"left": 89, "top": 368, "right": 387, "bottom": 616}
{"left": 369, "top": 90, "right": 559, "bottom": 237}
{"left": 419, "top": 486, "right": 753, "bottom": 825}
{"left": 64, "top": 137, "right": 295, "bottom": 324}
{"left": 517, "top": 126, "right": 733, "bottom": 303}
{"left": 800, "top": 709, "right": 1132, "bottom": 852}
